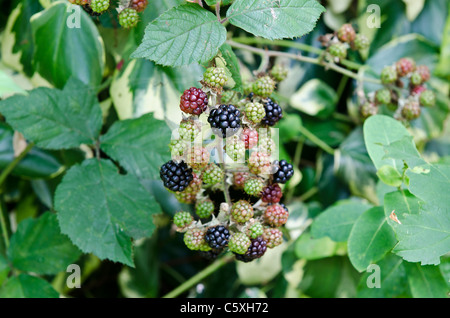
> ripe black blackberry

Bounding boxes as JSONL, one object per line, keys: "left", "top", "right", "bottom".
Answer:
{"left": 272, "top": 160, "right": 294, "bottom": 184}
{"left": 159, "top": 160, "right": 193, "bottom": 192}
{"left": 207, "top": 104, "right": 241, "bottom": 138}
{"left": 261, "top": 98, "right": 283, "bottom": 126}
{"left": 205, "top": 225, "right": 230, "bottom": 249}
{"left": 234, "top": 236, "right": 267, "bottom": 262}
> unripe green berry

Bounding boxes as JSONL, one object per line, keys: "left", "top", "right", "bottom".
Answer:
{"left": 173, "top": 211, "right": 193, "bottom": 228}
{"left": 401, "top": 99, "right": 421, "bottom": 120}
{"left": 90, "top": 0, "right": 110, "bottom": 13}
{"left": 360, "top": 102, "right": 378, "bottom": 120}
{"left": 375, "top": 88, "right": 392, "bottom": 105}
{"left": 380, "top": 66, "right": 398, "bottom": 84}
{"left": 195, "top": 199, "right": 215, "bottom": 219}
{"left": 252, "top": 76, "right": 275, "bottom": 98}
{"left": 230, "top": 200, "right": 254, "bottom": 224}
{"left": 354, "top": 34, "right": 370, "bottom": 50}
{"left": 118, "top": 8, "right": 139, "bottom": 28}
{"left": 247, "top": 222, "right": 264, "bottom": 239}
{"left": 202, "top": 164, "right": 224, "bottom": 185}
{"left": 243, "top": 178, "right": 264, "bottom": 197}
{"left": 245, "top": 102, "right": 266, "bottom": 124}
{"left": 203, "top": 67, "right": 228, "bottom": 89}
{"left": 419, "top": 90, "right": 436, "bottom": 107}
{"left": 184, "top": 228, "right": 211, "bottom": 251}
{"left": 228, "top": 232, "right": 251, "bottom": 254}
{"left": 410, "top": 72, "right": 423, "bottom": 86}
{"left": 178, "top": 118, "right": 201, "bottom": 143}
{"left": 328, "top": 42, "right": 347, "bottom": 59}
{"left": 225, "top": 135, "right": 245, "bottom": 162}
{"left": 270, "top": 64, "right": 288, "bottom": 82}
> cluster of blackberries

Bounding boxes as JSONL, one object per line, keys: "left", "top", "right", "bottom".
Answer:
{"left": 161, "top": 63, "right": 295, "bottom": 263}
{"left": 360, "top": 57, "right": 436, "bottom": 122}
{"left": 69, "top": 0, "right": 147, "bottom": 28}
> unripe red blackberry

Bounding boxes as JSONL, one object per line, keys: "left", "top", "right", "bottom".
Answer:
{"left": 186, "top": 146, "right": 210, "bottom": 170}
{"left": 328, "top": 42, "right": 347, "bottom": 59}
{"left": 252, "top": 76, "right": 275, "bottom": 98}
{"left": 118, "top": 8, "right": 139, "bottom": 28}
{"left": 202, "top": 163, "right": 224, "bottom": 185}
{"left": 233, "top": 172, "right": 249, "bottom": 189}
{"left": 130, "top": 0, "right": 148, "bottom": 12}
{"left": 272, "top": 160, "right": 294, "bottom": 184}
{"left": 195, "top": 199, "right": 215, "bottom": 218}
{"left": 419, "top": 90, "right": 436, "bottom": 107}
{"left": 263, "top": 227, "right": 283, "bottom": 248}
{"left": 184, "top": 228, "right": 211, "bottom": 251}
{"left": 230, "top": 200, "right": 254, "bottom": 224}
{"left": 261, "top": 183, "right": 282, "bottom": 203}
{"left": 160, "top": 160, "right": 193, "bottom": 192}
{"left": 401, "top": 99, "right": 421, "bottom": 120}
{"left": 228, "top": 232, "right": 251, "bottom": 254}
{"left": 243, "top": 178, "right": 264, "bottom": 197}
{"left": 337, "top": 23, "right": 356, "bottom": 43}
{"left": 354, "top": 34, "right": 370, "bottom": 50}
{"left": 375, "top": 88, "right": 392, "bottom": 105}
{"left": 396, "top": 58, "right": 416, "bottom": 77}
{"left": 270, "top": 64, "right": 288, "bottom": 82}
{"left": 244, "top": 102, "right": 266, "bottom": 124}
{"left": 234, "top": 236, "right": 267, "bottom": 262}
{"left": 90, "top": 0, "right": 109, "bottom": 13}
{"left": 410, "top": 85, "right": 426, "bottom": 96}
{"left": 360, "top": 102, "right": 378, "bottom": 119}
{"left": 207, "top": 104, "right": 241, "bottom": 138}
{"left": 240, "top": 128, "right": 258, "bottom": 149}
{"left": 416, "top": 65, "right": 431, "bottom": 82}
{"left": 224, "top": 135, "right": 245, "bottom": 162}
{"left": 264, "top": 203, "right": 289, "bottom": 227}
{"left": 248, "top": 151, "right": 272, "bottom": 175}
{"left": 203, "top": 67, "right": 228, "bottom": 90}
{"left": 173, "top": 211, "right": 193, "bottom": 228}
{"left": 380, "top": 66, "right": 398, "bottom": 84}
{"left": 205, "top": 225, "right": 230, "bottom": 250}
{"left": 180, "top": 87, "right": 208, "bottom": 115}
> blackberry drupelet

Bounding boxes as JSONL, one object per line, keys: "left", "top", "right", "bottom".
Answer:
{"left": 272, "top": 160, "right": 294, "bottom": 184}
{"left": 207, "top": 104, "right": 241, "bottom": 138}
{"left": 160, "top": 160, "right": 193, "bottom": 192}
{"left": 261, "top": 98, "right": 283, "bottom": 126}
{"left": 205, "top": 225, "right": 230, "bottom": 249}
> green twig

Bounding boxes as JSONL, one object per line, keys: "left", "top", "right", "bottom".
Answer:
{"left": 0, "top": 200, "right": 10, "bottom": 250}
{"left": 298, "top": 186, "right": 319, "bottom": 202}
{"left": 162, "top": 254, "right": 234, "bottom": 298}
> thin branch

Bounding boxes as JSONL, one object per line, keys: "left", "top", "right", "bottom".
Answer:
{"left": 0, "top": 141, "right": 34, "bottom": 187}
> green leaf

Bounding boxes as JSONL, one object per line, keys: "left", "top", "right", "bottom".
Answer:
{"left": 376, "top": 165, "right": 403, "bottom": 187}
{"left": 0, "top": 274, "right": 59, "bottom": 298}
{"left": 436, "top": 1, "right": 450, "bottom": 78}
{"left": 109, "top": 58, "right": 203, "bottom": 122}
{"left": 357, "top": 253, "right": 410, "bottom": 298}
{"left": 55, "top": 159, "right": 161, "bottom": 267}
{"left": 0, "top": 123, "right": 63, "bottom": 178}
{"left": 226, "top": 0, "right": 326, "bottom": 40}
{"left": 348, "top": 207, "right": 397, "bottom": 272}
{"left": 7, "top": 212, "right": 81, "bottom": 275}
{"left": 289, "top": 79, "right": 337, "bottom": 118}
{"left": 311, "top": 200, "right": 372, "bottom": 242}
{"left": 31, "top": 2, "right": 105, "bottom": 88}
{"left": 404, "top": 262, "right": 449, "bottom": 298}
{"left": 382, "top": 135, "right": 426, "bottom": 169}
{"left": 131, "top": 3, "right": 227, "bottom": 67}
{"left": 0, "top": 70, "right": 25, "bottom": 98}
{"left": 0, "top": 78, "right": 103, "bottom": 150}
{"left": 363, "top": 115, "right": 412, "bottom": 171}
{"left": 100, "top": 113, "right": 172, "bottom": 180}
{"left": 295, "top": 232, "right": 344, "bottom": 260}
{"left": 218, "top": 43, "right": 243, "bottom": 93}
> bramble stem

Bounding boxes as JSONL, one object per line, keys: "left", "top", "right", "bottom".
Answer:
{"left": 0, "top": 142, "right": 34, "bottom": 187}
{"left": 162, "top": 254, "right": 234, "bottom": 298}
{"left": 297, "top": 125, "right": 335, "bottom": 155}
{"left": 0, "top": 200, "right": 10, "bottom": 251}
{"left": 226, "top": 40, "right": 381, "bottom": 85}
